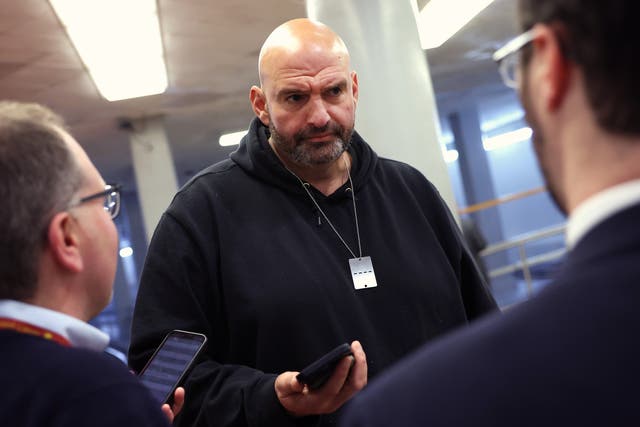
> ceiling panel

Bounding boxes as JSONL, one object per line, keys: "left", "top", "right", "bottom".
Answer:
{"left": 0, "top": 0, "right": 519, "bottom": 192}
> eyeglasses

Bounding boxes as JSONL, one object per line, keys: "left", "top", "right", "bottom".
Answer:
{"left": 493, "top": 29, "right": 536, "bottom": 89}
{"left": 70, "top": 184, "right": 122, "bottom": 219}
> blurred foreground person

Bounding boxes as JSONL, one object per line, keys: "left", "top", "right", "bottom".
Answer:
{"left": 0, "top": 101, "right": 180, "bottom": 427}
{"left": 340, "top": 1, "right": 640, "bottom": 425}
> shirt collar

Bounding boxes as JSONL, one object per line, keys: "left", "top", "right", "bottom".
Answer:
{"left": 0, "top": 299, "right": 109, "bottom": 352}
{"left": 566, "top": 179, "right": 640, "bottom": 249}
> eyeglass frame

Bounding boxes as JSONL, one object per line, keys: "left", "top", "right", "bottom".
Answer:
{"left": 69, "top": 183, "right": 122, "bottom": 219}
{"left": 492, "top": 29, "right": 536, "bottom": 89}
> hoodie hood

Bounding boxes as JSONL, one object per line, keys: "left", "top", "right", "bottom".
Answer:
{"left": 230, "top": 117, "right": 378, "bottom": 200}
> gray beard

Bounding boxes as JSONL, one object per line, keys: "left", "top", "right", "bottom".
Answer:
{"left": 268, "top": 121, "right": 352, "bottom": 166}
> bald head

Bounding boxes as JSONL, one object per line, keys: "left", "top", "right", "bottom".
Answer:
{"left": 258, "top": 18, "right": 351, "bottom": 86}
{"left": 249, "top": 18, "right": 359, "bottom": 172}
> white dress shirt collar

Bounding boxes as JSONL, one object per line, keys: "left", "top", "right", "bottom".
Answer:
{"left": 566, "top": 179, "right": 640, "bottom": 249}
{"left": 0, "top": 299, "right": 109, "bottom": 351}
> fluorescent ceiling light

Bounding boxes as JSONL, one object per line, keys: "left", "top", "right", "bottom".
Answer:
{"left": 442, "top": 148, "right": 459, "bottom": 163}
{"left": 119, "top": 246, "right": 133, "bottom": 258}
{"left": 219, "top": 130, "right": 247, "bottom": 147}
{"left": 438, "top": 134, "right": 458, "bottom": 163}
{"left": 415, "top": 0, "right": 495, "bottom": 50}
{"left": 439, "top": 133, "right": 454, "bottom": 146}
{"left": 481, "top": 110, "right": 525, "bottom": 133}
{"left": 49, "top": 0, "right": 167, "bottom": 101}
{"left": 483, "top": 127, "right": 532, "bottom": 151}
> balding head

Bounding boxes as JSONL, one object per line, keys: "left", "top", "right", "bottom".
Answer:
{"left": 0, "top": 102, "right": 84, "bottom": 301}
{"left": 249, "top": 18, "right": 358, "bottom": 174}
{"left": 258, "top": 18, "right": 351, "bottom": 86}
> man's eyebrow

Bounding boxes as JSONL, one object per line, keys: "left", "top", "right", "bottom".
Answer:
{"left": 326, "top": 80, "right": 348, "bottom": 90}
{"left": 275, "top": 78, "right": 348, "bottom": 97}
{"left": 277, "top": 88, "right": 306, "bottom": 97}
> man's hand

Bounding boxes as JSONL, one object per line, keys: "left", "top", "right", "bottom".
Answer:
{"left": 274, "top": 340, "right": 367, "bottom": 417}
{"left": 161, "top": 387, "right": 185, "bottom": 423}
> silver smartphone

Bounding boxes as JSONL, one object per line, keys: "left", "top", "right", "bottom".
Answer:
{"left": 138, "top": 329, "right": 207, "bottom": 405}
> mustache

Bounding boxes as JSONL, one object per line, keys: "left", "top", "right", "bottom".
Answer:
{"left": 295, "top": 122, "right": 344, "bottom": 141}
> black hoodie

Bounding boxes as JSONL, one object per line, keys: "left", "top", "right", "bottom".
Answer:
{"left": 129, "top": 117, "right": 496, "bottom": 427}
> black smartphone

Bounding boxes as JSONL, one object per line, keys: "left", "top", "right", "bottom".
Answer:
{"left": 296, "top": 343, "right": 353, "bottom": 390}
{"left": 138, "top": 329, "right": 207, "bottom": 405}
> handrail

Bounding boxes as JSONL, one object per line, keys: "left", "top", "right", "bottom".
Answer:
{"left": 480, "top": 223, "right": 566, "bottom": 257}
{"left": 488, "top": 248, "right": 566, "bottom": 279}
{"left": 458, "top": 186, "right": 547, "bottom": 215}
{"left": 455, "top": 185, "right": 564, "bottom": 305}
{"left": 480, "top": 223, "right": 566, "bottom": 301}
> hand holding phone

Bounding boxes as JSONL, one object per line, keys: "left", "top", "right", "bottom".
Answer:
{"left": 138, "top": 329, "right": 207, "bottom": 405}
{"left": 296, "top": 343, "right": 353, "bottom": 390}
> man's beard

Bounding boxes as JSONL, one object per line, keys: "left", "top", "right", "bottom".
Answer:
{"left": 521, "top": 70, "right": 567, "bottom": 215}
{"left": 269, "top": 120, "right": 353, "bottom": 166}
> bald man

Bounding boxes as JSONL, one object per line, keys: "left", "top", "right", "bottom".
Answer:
{"left": 129, "top": 18, "right": 496, "bottom": 427}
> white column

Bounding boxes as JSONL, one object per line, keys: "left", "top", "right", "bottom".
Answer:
{"left": 126, "top": 116, "right": 179, "bottom": 244}
{"left": 306, "top": 0, "right": 457, "bottom": 216}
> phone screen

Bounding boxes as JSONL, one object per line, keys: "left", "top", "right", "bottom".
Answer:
{"left": 138, "top": 330, "right": 207, "bottom": 405}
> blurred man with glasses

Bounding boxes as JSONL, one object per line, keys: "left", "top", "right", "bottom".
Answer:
{"left": 0, "top": 101, "right": 180, "bottom": 426}
{"left": 340, "top": 1, "right": 640, "bottom": 425}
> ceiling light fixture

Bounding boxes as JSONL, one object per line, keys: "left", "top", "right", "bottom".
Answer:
{"left": 483, "top": 127, "right": 532, "bottom": 151}
{"left": 119, "top": 246, "right": 134, "bottom": 258}
{"left": 219, "top": 130, "right": 247, "bottom": 147}
{"left": 414, "top": 0, "right": 495, "bottom": 50}
{"left": 443, "top": 148, "right": 459, "bottom": 163}
{"left": 49, "top": 0, "right": 168, "bottom": 101}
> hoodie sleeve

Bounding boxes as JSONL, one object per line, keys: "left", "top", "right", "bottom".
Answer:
{"left": 128, "top": 183, "right": 316, "bottom": 427}
{"left": 427, "top": 180, "right": 498, "bottom": 319}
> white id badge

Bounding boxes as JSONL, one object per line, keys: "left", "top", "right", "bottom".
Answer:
{"left": 348, "top": 256, "right": 378, "bottom": 290}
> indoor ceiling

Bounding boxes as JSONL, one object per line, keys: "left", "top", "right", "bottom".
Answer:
{"left": 0, "top": 0, "right": 519, "bottom": 190}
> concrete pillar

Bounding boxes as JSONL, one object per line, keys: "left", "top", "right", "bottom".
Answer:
{"left": 306, "top": 0, "right": 457, "bottom": 216}
{"left": 124, "top": 116, "right": 179, "bottom": 244}
{"left": 110, "top": 256, "right": 131, "bottom": 343}
{"left": 449, "top": 105, "right": 512, "bottom": 296}
{"left": 448, "top": 106, "right": 504, "bottom": 245}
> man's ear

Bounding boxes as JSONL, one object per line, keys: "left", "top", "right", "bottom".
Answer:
{"left": 351, "top": 71, "right": 359, "bottom": 104}
{"left": 47, "top": 212, "right": 83, "bottom": 273}
{"left": 250, "top": 86, "right": 270, "bottom": 126}
{"left": 532, "top": 24, "right": 572, "bottom": 111}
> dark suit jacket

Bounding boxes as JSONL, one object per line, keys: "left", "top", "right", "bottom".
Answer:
{"left": 0, "top": 330, "right": 170, "bottom": 427}
{"left": 340, "top": 203, "right": 640, "bottom": 426}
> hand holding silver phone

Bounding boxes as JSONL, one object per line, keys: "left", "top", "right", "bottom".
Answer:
{"left": 138, "top": 329, "right": 207, "bottom": 405}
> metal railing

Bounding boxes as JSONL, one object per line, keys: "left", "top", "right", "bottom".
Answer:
{"left": 479, "top": 223, "right": 566, "bottom": 298}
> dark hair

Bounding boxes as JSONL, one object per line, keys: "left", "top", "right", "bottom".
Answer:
{"left": 519, "top": 0, "right": 640, "bottom": 134}
{"left": 0, "top": 101, "right": 84, "bottom": 300}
